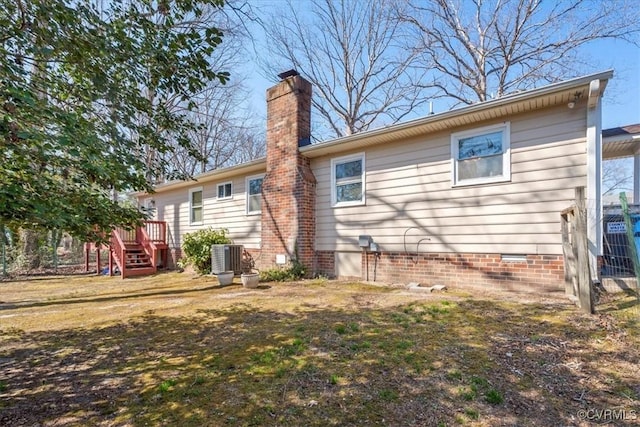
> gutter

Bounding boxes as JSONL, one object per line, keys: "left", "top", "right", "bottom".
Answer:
{"left": 301, "top": 70, "right": 613, "bottom": 157}
{"left": 136, "top": 70, "right": 613, "bottom": 196}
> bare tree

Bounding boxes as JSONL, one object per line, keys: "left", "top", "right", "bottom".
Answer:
{"left": 229, "top": 128, "right": 266, "bottom": 165}
{"left": 401, "top": 0, "right": 640, "bottom": 105}
{"left": 603, "top": 158, "right": 633, "bottom": 196}
{"left": 139, "top": 0, "right": 263, "bottom": 181}
{"left": 165, "top": 80, "right": 264, "bottom": 177}
{"left": 260, "top": 0, "right": 425, "bottom": 139}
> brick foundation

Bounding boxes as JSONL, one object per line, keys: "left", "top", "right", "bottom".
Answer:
{"left": 319, "top": 251, "right": 564, "bottom": 292}
{"left": 315, "top": 250, "right": 336, "bottom": 278}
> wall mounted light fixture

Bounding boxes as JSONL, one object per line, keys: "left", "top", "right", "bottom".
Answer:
{"left": 567, "top": 92, "right": 581, "bottom": 109}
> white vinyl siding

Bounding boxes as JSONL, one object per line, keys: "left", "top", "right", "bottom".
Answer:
{"left": 189, "top": 187, "right": 203, "bottom": 225}
{"left": 149, "top": 177, "right": 262, "bottom": 249}
{"left": 246, "top": 174, "right": 264, "bottom": 215}
{"left": 314, "top": 105, "right": 587, "bottom": 256}
{"left": 141, "top": 198, "right": 156, "bottom": 218}
{"left": 331, "top": 153, "right": 365, "bottom": 207}
{"left": 452, "top": 122, "right": 511, "bottom": 186}
{"left": 217, "top": 182, "right": 232, "bottom": 200}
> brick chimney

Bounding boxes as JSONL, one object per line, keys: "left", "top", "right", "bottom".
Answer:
{"left": 260, "top": 70, "right": 316, "bottom": 273}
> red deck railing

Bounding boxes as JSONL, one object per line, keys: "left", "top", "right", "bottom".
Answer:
{"left": 114, "top": 227, "right": 137, "bottom": 244}
{"left": 138, "top": 226, "right": 158, "bottom": 270}
{"left": 109, "top": 227, "right": 128, "bottom": 276}
{"left": 143, "top": 221, "right": 167, "bottom": 244}
{"left": 86, "top": 221, "right": 167, "bottom": 278}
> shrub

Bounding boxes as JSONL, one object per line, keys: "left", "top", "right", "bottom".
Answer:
{"left": 181, "top": 228, "right": 231, "bottom": 274}
{"left": 259, "top": 259, "right": 306, "bottom": 282}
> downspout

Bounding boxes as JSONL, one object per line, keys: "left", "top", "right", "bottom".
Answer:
{"left": 586, "top": 79, "right": 603, "bottom": 282}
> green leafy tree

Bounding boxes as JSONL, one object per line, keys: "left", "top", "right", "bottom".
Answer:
{"left": 0, "top": 0, "right": 228, "bottom": 242}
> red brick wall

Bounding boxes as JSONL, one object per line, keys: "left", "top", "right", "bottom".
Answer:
{"left": 315, "top": 250, "right": 336, "bottom": 278}
{"left": 348, "top": 251, "right": 564, "bottom": 291}
{"left": 261, "top": 74, "right": 316, "bottom": 273}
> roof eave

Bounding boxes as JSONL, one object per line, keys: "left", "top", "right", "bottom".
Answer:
{"left": 136, "top": 70, "right": 613, "bottom": 195}
{"left": 301, "top": 70, "right": 613, "bottom": 158}
{"left": 133, "top": 157, "right": 267, "bottom": 196}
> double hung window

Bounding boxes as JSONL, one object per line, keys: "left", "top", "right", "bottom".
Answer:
{"left": 331, "top": 153, "right": 365, "bottom": 207}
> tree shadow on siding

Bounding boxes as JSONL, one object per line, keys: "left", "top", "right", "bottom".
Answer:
{"left": 326, "top": 149, "right": 583, "bottom": 290}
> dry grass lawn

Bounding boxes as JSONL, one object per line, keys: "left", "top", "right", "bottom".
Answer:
{"left": 0, "top": 272, "right": 639, "bottom": 426}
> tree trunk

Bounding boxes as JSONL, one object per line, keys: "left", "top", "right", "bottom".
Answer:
{"left": 19, "top": 228, "right": 41, "bottom": 270}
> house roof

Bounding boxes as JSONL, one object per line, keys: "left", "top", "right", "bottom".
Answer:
{"left": 602, "top": 124, "right": 640, "bottom": 159}
{"left": 139, "top": 157, "right": 267, "bottom": 195}
{"left": 603, "top": 124, "right": 640, "bottom": 138}
{"left": 146, "top": 70, "right": 613, "bottom": 195}
{"left": 301, "top": 70, "right": 612, "bottom": 158}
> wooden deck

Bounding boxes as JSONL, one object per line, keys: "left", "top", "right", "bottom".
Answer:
{"left": 85, "top": 221, "right": 168, "bottom": 279}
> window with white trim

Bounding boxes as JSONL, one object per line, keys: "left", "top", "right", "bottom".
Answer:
{"left": 331, "top": 153, "right": 365, "bottom": 207}
{"left": 189, "top": 187, "right": 203, "bottom": 224}
{"left": 246, "top": 175, "right": 264, "bottom": 214}
{"left": 217, "top": 181, "right": 232, "bottom": 200}
{"left": 451, "top": 122, "right": 511, "bottom": 186}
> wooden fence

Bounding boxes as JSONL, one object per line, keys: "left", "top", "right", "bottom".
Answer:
{"left": 561, "top": 187, "right": 594, "bottom": 314}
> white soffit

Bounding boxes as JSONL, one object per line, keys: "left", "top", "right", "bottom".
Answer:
{"left": 136, "top": 158, "right": 266, "bottom": 196}
{"left": 302, "top": 71, "right": 612, "bottom": 158}
{"left": 603, "top": 125, "right": 640, "bottom": 160}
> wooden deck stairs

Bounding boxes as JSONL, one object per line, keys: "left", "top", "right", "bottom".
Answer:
{"left": 108, "top": 221, "right": 168, "bottom": 279}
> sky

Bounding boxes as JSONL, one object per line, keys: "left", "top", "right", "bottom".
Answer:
{"left": 240, "top": 3, "right": 640, "bottom": 132}
{"left": 245, "top": 39, "right": 639, "bottom": 131}
{"left": 585, "top": 38, "right": 640, "bottom": 129}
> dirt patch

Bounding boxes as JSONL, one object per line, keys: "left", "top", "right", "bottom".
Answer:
{"left": 0, "top": 272, "right": 638, "bottom": 426}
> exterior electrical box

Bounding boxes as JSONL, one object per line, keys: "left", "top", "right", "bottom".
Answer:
{"left": 359, "top": 235, "right": 372, "bottom": 248}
